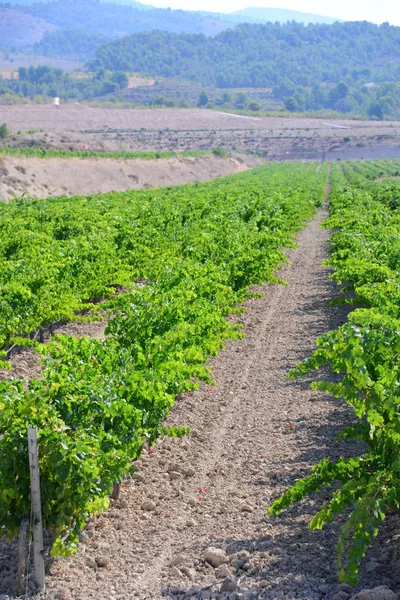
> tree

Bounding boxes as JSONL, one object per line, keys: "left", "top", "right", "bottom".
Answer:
{"left": 0, "top": 123, "right": 9, "bottom": 139}
{"left": 284, "top": 97, "right": 299, "bottom": 112}
{"left": 368, "top": 96, "right": 396, "bottom": 120}
{"left": 198, "top": 91, "right": 209, "bottom": 107}
{"left": 367, "top": 101, "right": 384, "bottom": 119}
{"left": 235, "top": 92, "right": 248, "bottom": 108}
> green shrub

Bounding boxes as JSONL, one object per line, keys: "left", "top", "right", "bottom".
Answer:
{"left": 212, "top": 147, "right": 227, "bottom": 158}
{"left": 0, "top": 123, "right": 9, "bottom": 139}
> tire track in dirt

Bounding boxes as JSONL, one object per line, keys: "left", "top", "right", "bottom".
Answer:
{"left": 36, "top": 180, "right": 397, "bottom": 600}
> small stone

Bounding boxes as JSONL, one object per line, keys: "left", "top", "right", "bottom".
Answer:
{"left": 203, "top": 547, "right": 227, "bottom": 568}
{"left": 240, "top": 504, "right": 254, "bottom": 513}
{"left": 170, "top": 566, "right": 182, "bottom": 578}
{"left": 186, "top": 518, "right": 197, "bottom": 527}
{"left": 86, "top": 557, "right": 97, "bottom": 569}
{"left": 0, "top": 596, "right": 10, "bottom": 600}
{"left": 319, "top": 584, "right": 332, "bottom": 594}
{"left": 167, "top": 462, "right": 184, "bottom": 473}
{"left": 221, "top": 578, "right": 238, "bottom": 592}
{"left": 259, "top": 580, "right": 269, "bottom": 588}
{"left": 95, "top": 555, "right": 110, "bottom": 568}
{"left": 171, "top": 554, "right": 186, "bottom": 566}
{"left": 365, "top": 561, "right": 379, "bottom": 573}
{"left": 141, "top": 499, "right": 157, "bottom": 511}
{"left": 53, "top": 589, "right": 71, "bottom": 600}
{"left": 118, "top": 499, "right": 129, "bottom": 509}
{"left": 230, "top": 558, "right": 243, "bottom": 570}
{"left": 340, "top": 584, "right": 353, "bottom": 593}
{"left": 333, "top": 593, "right": 350, "bottom": 600}
{"left": 169, "top": 471, "right": 183, "bottom": 481}
{"left": 217, "top": 565, "right": 233, "bottom": 579}
{"left": 350, "top": 587, "right": 397, "bottom": 600}
{"left": 181, "top": 566, "right": 196, "bottom": 580}
{"left": 185, "top": 467, "right": 196, "bottom": 477}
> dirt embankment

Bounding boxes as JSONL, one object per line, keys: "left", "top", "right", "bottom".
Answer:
{"left": 0, "top": 154, "right": 263, "bottom": 202}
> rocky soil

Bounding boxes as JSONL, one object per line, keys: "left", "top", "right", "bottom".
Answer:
{"left": 1, "top": 198, "right": 400, "bottom": 600}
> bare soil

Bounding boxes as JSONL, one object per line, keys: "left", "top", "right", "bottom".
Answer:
{"left": 1, "top": 199, "right": 398, "bottom": 599}
{"left": 1, "top": 106, "right": 400, "bottom": 161}
{"left": 0, "top": 154, "right": 262, "bottom": 202}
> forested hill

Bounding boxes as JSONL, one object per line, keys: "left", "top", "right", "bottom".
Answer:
{"left": 2, "top": 1, "right": 346, "bottom": 53}
{"left": 90, "top": 21, "right": 400, "bottom": 88}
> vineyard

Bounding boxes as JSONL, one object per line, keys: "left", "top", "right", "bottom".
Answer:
{"left": 0, "top": 163, "right": 326, "bottom": 555}
{"left": 1, "top": 159, "right": 400, "bottom": 598}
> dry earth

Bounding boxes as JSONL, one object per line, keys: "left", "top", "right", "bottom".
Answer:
{"left": 0, "top": 155, "right": 262, "bottom": 202}
{"left": 0, "top": 9, "right": 57, "bottom": 47}
{"left": 1, "top": 106, "right": 400, "bottom": 160}
{"left": 1, "top": 191, "right": 399, "bottom": 599}
{"left": 2, "top": 106, "right": 400, "bottom": 134}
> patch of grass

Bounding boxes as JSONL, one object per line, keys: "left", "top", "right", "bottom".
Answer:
{"left": 0, "top": 147, "right": 212, "bottom": 160}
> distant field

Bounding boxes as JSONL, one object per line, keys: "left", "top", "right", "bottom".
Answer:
{"left": 1, "top": 105, "right": 400, "bottom": 134}
{"left": 1, "top": 105, "right": 400, "bottom": 160}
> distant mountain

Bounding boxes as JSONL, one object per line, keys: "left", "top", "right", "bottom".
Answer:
{"left": 0, "top": 1, "right": 346, "bottom": 56}
{"left": 1, "top": 0, "right": 153, "bottom": 5}
{"left": 13, "top": 1, "right": 233, "bottom": 37}
{"left": 226, "top": 7, "right": 343, "bottom": 25}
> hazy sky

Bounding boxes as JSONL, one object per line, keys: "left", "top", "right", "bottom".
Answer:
{"left": 138, "top": 0, "right": 400, "bottom": 26}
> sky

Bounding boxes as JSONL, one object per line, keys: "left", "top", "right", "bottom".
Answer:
{"left": 138, "top": 0, "right": 400, "bottom": 26}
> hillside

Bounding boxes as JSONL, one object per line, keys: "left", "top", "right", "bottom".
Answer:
{"left": 91, "top": 22, "right": 400, "bottom": 88}
{"left": 0, "top": 7, "right": 57, "bottom": 47}
{"left": 4, "top": 1, "right": 235, "bottom": 39}
{"left": 0, "top": 0, "right": 347, "bottom": 53}
{"left": 227, "top": 7, "right": 342, "bottom": 24}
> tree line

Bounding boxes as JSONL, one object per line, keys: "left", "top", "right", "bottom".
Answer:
{"left": 0, "top": 65, "right": 128, "bottom": 101}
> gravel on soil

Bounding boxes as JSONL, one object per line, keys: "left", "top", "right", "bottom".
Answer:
{"left": 2, "top": 198, "right": 400, "bottom": 599}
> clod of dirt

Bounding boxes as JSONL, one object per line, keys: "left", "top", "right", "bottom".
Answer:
{"left": 141, "top": 499, "right": 157, "bottom": 511}
{"left": 220, "top": 577, "right": 238, "bottom": 592}
{"left": 203, "top": 547, "right": 228, "bottom": 568}
{"left": 95, "top": 556, "right": 110, "bottom": 568}
{"left": 350, "top": 587, "right": 397, "bottom": 600}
